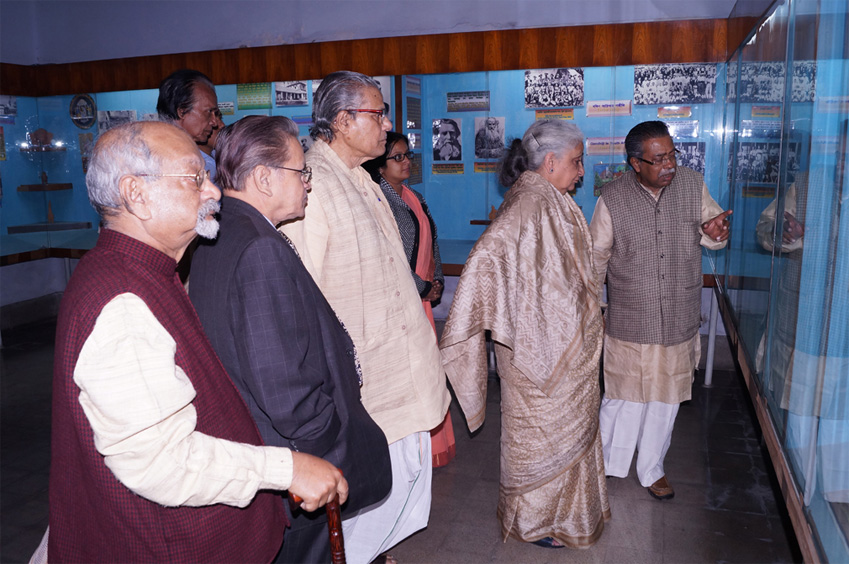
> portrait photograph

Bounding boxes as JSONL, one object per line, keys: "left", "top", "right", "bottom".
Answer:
{"left": 474, "top": 116, "right": 505, "bottom": 159}
{"left": 433, "top": 118, "right": 462, "bottom": 161}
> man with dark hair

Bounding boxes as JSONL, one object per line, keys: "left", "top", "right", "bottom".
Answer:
{"left": 189, "top": 115, "right": 392, "bottom": 564}
{"left": 590, "top": 120, "right": 732, "bottom": 501}
{"left": 48, "top": 121, "right": 347, "bottom": 561}
{"left": 157, "top": 69, "right": 220, "bottom": 180}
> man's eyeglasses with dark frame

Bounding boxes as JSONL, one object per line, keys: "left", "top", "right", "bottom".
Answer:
{"left": 346, "top": 108, "right": 387, "bottom": 123}
{"left": 634, "top": 148, "right": 680, "bottom": 167}
{"left": 271, "top": 165, "right": 313, "bottom": 184}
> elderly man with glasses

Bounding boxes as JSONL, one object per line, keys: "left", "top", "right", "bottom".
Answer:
{"left": 189, "top": 116, "right": 392, "bottom": 564}
{"left": 47, "top": 121, "right": 347, "bottom": 562}
{"left": 280, "top": 71, "right": 450, "bottom": 564}
{"left": 589, "top": 120, "right": 732, "bottom": 502}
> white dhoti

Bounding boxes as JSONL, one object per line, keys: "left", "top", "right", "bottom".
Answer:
{"left": 342, "top": 431, "right": 432, "bottom": 564}
{"left": 599, "top": 396, "right": 680, "bottom": 487}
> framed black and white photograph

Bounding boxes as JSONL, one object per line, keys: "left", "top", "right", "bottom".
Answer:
{"left": 677, "top": 142, "right": 706, "bottom": 175}
{"left": 97, "top": 110, "right": 136, "bottom": 135}
{"left": 433, "top": 118, "right": 462, "bottom": 161}
{"left": 791, "top": 61, "right": 817, "bottom": 103}
{"left": 0, "top": 95, "right": 17, "bottom": 117}
{"left": 275, "top": 81, "right": 308, "bottom": 107}
{"left": 729, "top": 141, "right": 800, "bottom": 186}
{"left": 474, "top": 116, "right": 505, "bottom": 159}
{"left": 726, "top": 61, "right": 738, "bottom": 102}
{"left": 739, "top": 62, "right": 785, "bottom": 103}
{"left": 524, "top": 68, "right": 584, "bottom": 108}
{"left": 634, "top": 63, "right": 717, "bottom": 105}
{"left": 733, "top": 61, "right": 817, "bottom": 103}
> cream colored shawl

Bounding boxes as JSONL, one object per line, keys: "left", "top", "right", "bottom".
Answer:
{"left": 440, "top": 171, "right": 601, "bottom": 431}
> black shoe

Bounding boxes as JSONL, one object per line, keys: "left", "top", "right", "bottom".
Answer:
{"left": 531, "top": 537, "right": 565, "bottom": 549}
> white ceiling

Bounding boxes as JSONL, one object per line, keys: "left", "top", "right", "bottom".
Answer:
{"left": 0, "top": 0, "right": 773, "bottom": 66}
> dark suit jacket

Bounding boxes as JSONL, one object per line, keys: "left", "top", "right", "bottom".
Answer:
{"left": 190, "top": 196, "right": 391, "bottom": 562}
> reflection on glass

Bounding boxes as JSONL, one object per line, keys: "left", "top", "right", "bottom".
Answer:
{"left": 722, "top": 0, "right": 849, "bottom": 559}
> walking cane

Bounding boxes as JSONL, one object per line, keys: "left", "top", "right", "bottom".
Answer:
{"left": 289, "top": 495, "right": 346, "bottom": 564}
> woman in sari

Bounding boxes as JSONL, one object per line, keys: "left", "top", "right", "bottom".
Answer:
{"left": 364, "top": 132, "right": 456, "bottom": 468}
{"left": 440, "top": 120, "right": 609, "bottom": 548}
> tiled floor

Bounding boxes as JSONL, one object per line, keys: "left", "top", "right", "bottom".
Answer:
{"left": 1, "top": 319, "right": 802, "bottom": 563}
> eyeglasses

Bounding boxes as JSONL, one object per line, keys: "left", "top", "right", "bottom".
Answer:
{"left": 137, "top": 168, "right": 209, "bottom": 191}
{"left": 635, "top": 149, "right": 680, "bottom": 167}
{"left": 386, "top": 151, "right": 414, "bottom": 163}
{"left": 271, "top": 165, "right": 312, "bottom": 184}
{"left": 346, "top": 108, "right": 387, "bottom": 122}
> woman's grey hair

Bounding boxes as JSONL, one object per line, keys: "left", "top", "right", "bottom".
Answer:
{"left": 499, "top": 120, "right": 584, "bottom": 187}
{"left": 86, "top": 122, "right": 163, "bottom": 219}
{"left": 215, "top": 115, "right": 299, "bottom": 192}
{"left": 311, "top": 71, "right": 381, "bottom": 142}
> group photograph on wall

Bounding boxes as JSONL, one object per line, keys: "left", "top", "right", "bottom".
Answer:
{"left": 634, "top": 63, "right": 717, "bottom": 105}
{"left": 524, "top": 68, "right": 584, "bottom": 108}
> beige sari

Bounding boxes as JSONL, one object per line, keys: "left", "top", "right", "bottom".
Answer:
{"left": 440, "top": 171, "right": 610, "bottom": 548}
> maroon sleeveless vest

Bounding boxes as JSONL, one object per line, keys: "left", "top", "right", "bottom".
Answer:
{"left": 49, "top": 229, "right": 285, "bottom": 562}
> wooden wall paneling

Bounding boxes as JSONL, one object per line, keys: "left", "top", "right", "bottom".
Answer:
{"left": 589, "top": 24, "right": 619, "bottom": 67}
{"left": 631, "top": 22, "right": 653, "bottom": 64}
{"left": 237, "top": 47, "right": 266, "bottom": 84}
{"left": 290, "top": 43, "right": 320, "bottom": 80}
{"left": 396, "top": 36, "right": 421, "bottom": 76}
{"left": 354, "top": 37, "right": 387, "bottom": 76}
{"left": 1, "top": 19, "right": 737, "bottom": 97}
{"left": 316, "top": 41, "right": 347, "bottom": 77}
{"left": 481, "top": 31, "right": 506, "bottom": 71}
{"left": 517, "top": 29, "right": 542, "bottom": 70}
{"left": 415, "top": 34, "right": 447, "bottom": 76}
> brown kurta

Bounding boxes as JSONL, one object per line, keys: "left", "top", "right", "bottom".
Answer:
{"left": 440, "top": 171, "right": 610, "bottom": 548}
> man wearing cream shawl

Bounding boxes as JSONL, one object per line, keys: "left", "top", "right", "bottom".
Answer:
{"left": 440, "top": 120, "right": 609, "bottom": 550}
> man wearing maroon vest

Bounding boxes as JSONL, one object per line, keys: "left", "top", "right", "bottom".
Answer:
{"left": 48, "top": 121, "right": 347, "bottom": 562}
{"left": 590, "top": 121, "right": 732, "bottom": 502}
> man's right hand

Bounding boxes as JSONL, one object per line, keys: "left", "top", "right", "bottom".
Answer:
{"left": 289, "top": 452, "right": 348, "bottom": 512}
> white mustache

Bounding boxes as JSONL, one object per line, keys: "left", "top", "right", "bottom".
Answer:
{"left": 199, "top": 199, "right": 221, "bottom": 217}
{"left": 195, "top": 199, "right": 221, "bottom": 239}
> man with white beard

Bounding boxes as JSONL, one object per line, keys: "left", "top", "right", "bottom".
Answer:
{"left": 46, "top": 121, "right": 346, "bottom": 561}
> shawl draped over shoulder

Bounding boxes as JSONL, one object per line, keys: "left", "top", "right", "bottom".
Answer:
{"left": 440, "top": 170, "right": 602, "bottom": 434}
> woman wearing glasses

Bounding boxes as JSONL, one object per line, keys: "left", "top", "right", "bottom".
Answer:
{"left": 441, "top": 120, "right": 609, "bottom": 549}
{"left": 364, "top": 131, "right": 456, "bottom": 469}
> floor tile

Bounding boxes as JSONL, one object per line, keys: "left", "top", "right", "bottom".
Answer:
{"left": 1, "top": 322, "right": 802, "bottom": 564}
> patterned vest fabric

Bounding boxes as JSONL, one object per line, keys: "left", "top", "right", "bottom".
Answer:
{"left": 602, "top": 167, "right": 704, "bottom": 346}
{"left": 49, "top": 229, "right": 285, "bottom": 563}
